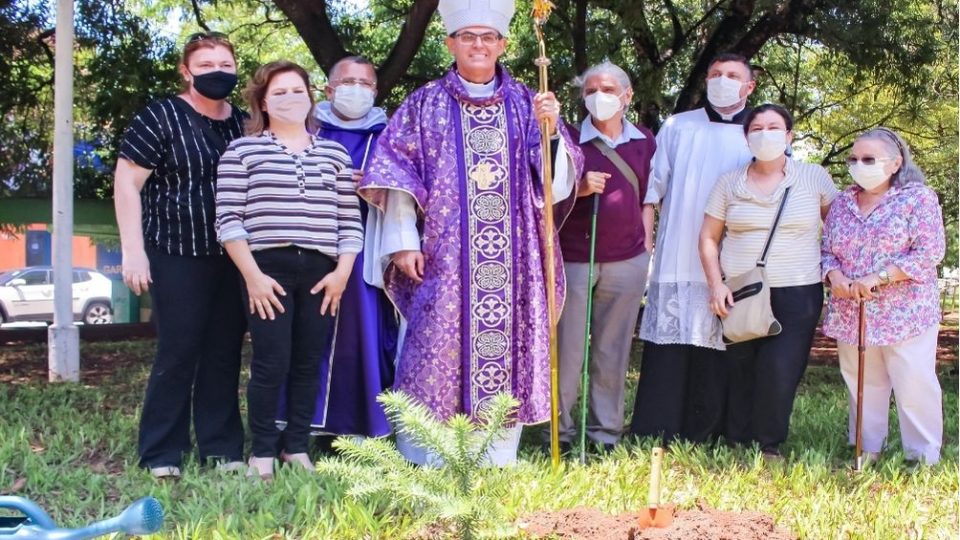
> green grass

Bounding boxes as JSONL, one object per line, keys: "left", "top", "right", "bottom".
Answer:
{"left": 0, "top": 339, "right": 957, "bottom": 539}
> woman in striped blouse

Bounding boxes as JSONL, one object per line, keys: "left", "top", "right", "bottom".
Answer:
{"left": 215, "top": 61, "right": 363, "bottom": 480}
{"left": 699, "top": 104, "right": 838, "bottom": 460}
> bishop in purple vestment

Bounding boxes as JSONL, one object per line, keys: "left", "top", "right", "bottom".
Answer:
{"left": 359, "top": 0, "right": 583, "bottom": 463}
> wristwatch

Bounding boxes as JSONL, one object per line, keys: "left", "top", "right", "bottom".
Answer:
{"left": 878, "top": 269, "right": 891, "bottom": 285}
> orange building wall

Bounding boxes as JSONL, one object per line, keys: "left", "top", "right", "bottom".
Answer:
{"left": 71, "top": 236, "right": 97, "bottom": 268}
{"left": 0, "top": 225, "right": 97, "bottom": 272}
{"left": 0, "top": 232, "right": 26, "bottom": 270}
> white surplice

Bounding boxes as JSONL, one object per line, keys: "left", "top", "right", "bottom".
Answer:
{"left": 639, "top": 107, "right": 753, "bottom": 351}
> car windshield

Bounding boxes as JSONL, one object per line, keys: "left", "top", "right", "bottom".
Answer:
{"left": 0, "top": 269, "right": 24, "bottom": 286}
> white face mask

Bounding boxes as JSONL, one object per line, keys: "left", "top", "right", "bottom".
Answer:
{"left": 747, "top": 130, "right": 787, "bottom": 161}
{"left": 265, "top": 92, "right": 312, "bottom": 125}
{"left": 706, "top": 76, "right": 744, "bottom": 108}
{"left": 584, "top": 91, "right": 623, "bottom": 122}
{"left": 848, "top": 162, "right": 890, "bottom": 190}
{"left": 332, "top": 85, "right": 375, "bottom": 120}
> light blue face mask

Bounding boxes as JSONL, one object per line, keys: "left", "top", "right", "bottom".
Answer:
{"left": 333, "top": 85, "right": 375, "bottom": 120}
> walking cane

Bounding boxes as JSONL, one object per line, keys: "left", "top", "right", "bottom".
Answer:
{"left": 578, "top": 193, "right": 600, "bottom": 464}
{"left": 854, "top": 298, "right": 866, "bottom": 472}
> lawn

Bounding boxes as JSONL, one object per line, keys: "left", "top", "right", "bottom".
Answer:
{"left": 0, "top": 331, "right": 957, "bottom": 539}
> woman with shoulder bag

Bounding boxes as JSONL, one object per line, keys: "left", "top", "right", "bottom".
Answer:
{"left": 699, "top": 104, "right": 838, "bottom": 459}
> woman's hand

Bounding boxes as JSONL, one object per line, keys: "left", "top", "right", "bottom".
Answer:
{"left": 311, "top": 270, "right": 351, "bottom": 316}
{"left": 828, "top": 270, "right": 854, "bottom": 299}
{"left": 851, "top": 273, "right": 881, "bottom": 301}
{"left": 121, "top": 248, "right": 152, "bottom": 295}
{"left": 246, "top": 272, "right": 286, "bottom": 320}
{"left": 709, "top": 282, "right": 735, "bottom": 317}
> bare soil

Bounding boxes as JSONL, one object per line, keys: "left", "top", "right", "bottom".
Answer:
{"left": 518, "top": 503, "right": 796, "bottom": 540}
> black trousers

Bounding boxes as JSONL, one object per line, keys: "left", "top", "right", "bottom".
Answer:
{"left": 243, "top": 247, "right": 335, "bottom": 457}
{"left": 629, "top": 341, "right": 726, "bottom": 444}
{"left": 139, "top": 249, "right": 246, "bottom": 468}
{"left": 723, "top": 283, "right": 823, "bottom": 450}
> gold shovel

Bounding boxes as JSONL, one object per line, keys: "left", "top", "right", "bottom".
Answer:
{"left": 638, "top": 447, "right": 675, "bottom": 529}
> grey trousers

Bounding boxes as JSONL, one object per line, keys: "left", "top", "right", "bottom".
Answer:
{"left": 556, "top": 251, "right": 650, "bottom": 444}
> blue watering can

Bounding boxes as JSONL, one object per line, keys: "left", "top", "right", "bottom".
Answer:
{"left": 0, "top": 496, "right": 163, "bottom": 539}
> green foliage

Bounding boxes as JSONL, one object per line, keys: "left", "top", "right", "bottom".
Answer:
{"left": 0, "top": 0, "right": 180, "bottom": 200}
{"left": 316, "top": 391, "right": 521, "bottom": 539}
{"left": 0, "top": 339, "right": 957, "bottom": 538}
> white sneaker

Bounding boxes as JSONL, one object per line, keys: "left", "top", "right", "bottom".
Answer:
{"left": 246, "top": 456, "right": 275, "bottom": 481}
{"left": 149, "top": 465, "right": 181, "bottom": 479}
{"left": 215, "top": 460, "right": 246, "bottom": 473}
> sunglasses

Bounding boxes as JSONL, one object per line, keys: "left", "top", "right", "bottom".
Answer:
{"left": 187, "top": 31, "right": 230, "bottom": 44}
{"left": 845, "top": 156, "right": 893, "bottom": 166}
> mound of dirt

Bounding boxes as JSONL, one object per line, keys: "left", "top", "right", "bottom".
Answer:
{"left": 518, "top": 504, "right": 796, "bottom": 540}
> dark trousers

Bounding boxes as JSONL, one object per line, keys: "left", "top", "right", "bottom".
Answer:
{"left": 630, "top": 341, "right": 726, "bottom": 444}
{"left": 243, "top": 247, "right": 335, "bottom": 457}
{"left": 139, "top": 249, "right": 246, "bottom": 468}
{"left": 723, "top": 283, "right": 823, "bottom": 450}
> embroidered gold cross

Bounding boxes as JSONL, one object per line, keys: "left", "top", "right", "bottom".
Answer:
{"left": 470, "top": 162, "right": 499, "bottom": 190}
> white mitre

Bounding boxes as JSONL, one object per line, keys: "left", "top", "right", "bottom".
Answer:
{"left": 438, "top": 0, "right": 516, "bottom": 36}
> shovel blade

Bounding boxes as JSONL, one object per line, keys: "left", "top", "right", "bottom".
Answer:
{"left": 637, "top": 504, "right": 675, "bottom": 529}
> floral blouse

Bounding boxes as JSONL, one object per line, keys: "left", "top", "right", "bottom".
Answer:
{"left": 821, "top": 184, "right": 945, "bottom": 346}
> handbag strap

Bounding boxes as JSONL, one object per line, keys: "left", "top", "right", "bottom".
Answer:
{"left": 757, "top": 186, "right": 792, "bottom": 267}
{"left": 589, "top": 138, "right": 640, "bottom": 202}
{"left": 171, "top": 97, "right": 228, "bottom": 154}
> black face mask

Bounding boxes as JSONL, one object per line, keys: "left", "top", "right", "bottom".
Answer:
{"left": 190, "top": 70, "right": 238, "bottom": 100}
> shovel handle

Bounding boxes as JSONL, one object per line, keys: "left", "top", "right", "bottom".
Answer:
{"left": 648, "top": 447, "right": 664, "bottom": 507}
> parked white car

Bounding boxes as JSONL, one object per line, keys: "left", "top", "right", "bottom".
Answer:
{"left": 0, "top": 266, "right": 113, "bottom": 324}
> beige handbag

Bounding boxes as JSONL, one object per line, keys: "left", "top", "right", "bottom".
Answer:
{"left": 720, "top": 186, "right": 791, "bottom": 344}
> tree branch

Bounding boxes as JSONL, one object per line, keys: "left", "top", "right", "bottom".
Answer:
{"left": 190, "top": 0, "right": 211, "bottom": 32}
{"left": 273, "top": 0, "right": 348, "bottom": 74}
{"left": 374, "top": 0, "right": 439, "bottom": 101}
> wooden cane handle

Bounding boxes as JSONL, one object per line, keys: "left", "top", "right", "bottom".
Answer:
{"left": 648, "top": 447, "right": 664, "bottom": 506}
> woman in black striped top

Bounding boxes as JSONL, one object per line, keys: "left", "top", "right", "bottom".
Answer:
{"left": 114, "top": 33, "right": 247, "bottom": 479}
{"left": 215, "top": 61, "right": 363, "bottom": 480}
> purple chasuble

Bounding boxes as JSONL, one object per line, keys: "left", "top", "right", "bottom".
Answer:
{"left": 359, "top": 66, "right": 584, "bottom": 424}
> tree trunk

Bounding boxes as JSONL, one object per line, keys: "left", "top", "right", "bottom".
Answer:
{"left": 273, "top": 0, "right": 438, "bottom": 103}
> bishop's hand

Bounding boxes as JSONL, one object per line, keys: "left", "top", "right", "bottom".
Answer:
{"left": 392, "top": 250, "right": 424, "bottom": 284}
{"left": 533, "top": 92, "right": 560, "bottom": 137}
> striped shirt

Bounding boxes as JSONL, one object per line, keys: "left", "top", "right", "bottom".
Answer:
{"left": 705, "top": 158, "right": 839, "bottom": 287}
{"left": 118, "top": 97, "right": 247, "bottom": 257}
{"left": 215, "top": 133, "right": 363, "bottom": 258}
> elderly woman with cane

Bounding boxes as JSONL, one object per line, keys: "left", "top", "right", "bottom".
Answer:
{"left": 821, "top": 127, "right": 945, "bottom": 467}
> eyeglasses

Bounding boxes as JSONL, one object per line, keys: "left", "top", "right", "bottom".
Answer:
{"left": 453, "top": 31, "right": 503, "bottom": 45}
{"left": 187, "top": 31, "right": 229, "bottom": 44}
{"left": 845, "top": 156, "right": 893, "bottom": 166}
{"left": 332, "top": 77, "right": 376, "bottom": 89}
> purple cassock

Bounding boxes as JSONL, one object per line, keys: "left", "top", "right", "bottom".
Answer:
{"left": 278, "top": 103, "right": 399, "bottom": 438}
{"left": 359, "top": 66, "right": 584, "bottom": 425}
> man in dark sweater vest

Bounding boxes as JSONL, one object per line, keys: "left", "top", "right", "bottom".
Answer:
{"left": 553, "top": 61, "right": 656, "bottom": 453}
